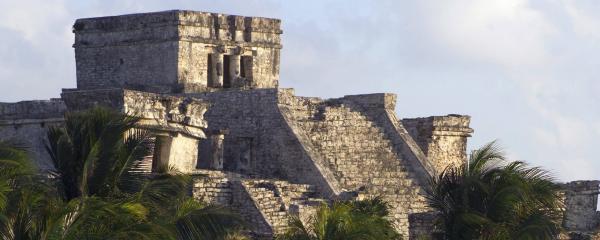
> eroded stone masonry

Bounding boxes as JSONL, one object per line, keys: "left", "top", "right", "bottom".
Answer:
{"left": 1, "top": 10, "right": 598, "bottom": 239}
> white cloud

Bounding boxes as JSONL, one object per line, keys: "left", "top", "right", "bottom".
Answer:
{"left": 416, "top": 0, "right": 556, "bottom": 67}
{"left": 0, "top": 0, "right": 69, "bottom": 43}
{"left": 402, "top": 0, "right": 600, "bottom": 181}
{"left": 564, "top": 1, "right": 600, "bottom": 40}
{"left": 0, "top": 0, "right": 598, "bottom": 181}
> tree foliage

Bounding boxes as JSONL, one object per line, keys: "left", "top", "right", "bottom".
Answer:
{"left": 425, "top": 141, "right": 563, "bottom": 240}
{"left": 0, "top": 107, "right": 245, "bottom": 239}
{"left": 276, "top": 197, "right": 401, "bottom": 240}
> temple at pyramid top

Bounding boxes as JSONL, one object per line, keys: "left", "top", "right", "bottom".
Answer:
{"left": 72, "top": 10, "right": 282, "bottom": 93}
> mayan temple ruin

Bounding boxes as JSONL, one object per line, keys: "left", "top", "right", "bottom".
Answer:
{"left": 0, "top": 10, "right": 598, "bottom": 239}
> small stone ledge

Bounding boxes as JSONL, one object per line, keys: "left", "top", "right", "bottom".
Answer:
{"left": 341, "top": 93, "right": 397, "bottom": 110}
{"left": 0, "top": 118, "right": 64, "bottom": 126}
{"left": 0, "top": 99, "right": 66, "bottom": 120}
{"left": 61, "top": 88, "right": 210, "bottom": 138}
{"left": 73, "top": 10, "right": 282, "bottom": 47}
{"left": 402, "top": 114, "right": 474, "bottom": 136}
{"left": 74, "top": 10, "right": 281, "bottom": 33}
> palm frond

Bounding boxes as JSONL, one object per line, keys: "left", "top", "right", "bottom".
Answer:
{"left": 277, "top": 200, "right": 400, "bottom": 240}
{"left": 174, "top": 199, "right": 244, "bottom": 240}
{"left": 39, "top": 107, "right": 245, "bottom": 239}
{"left": 349, "top": 196, "right": 390, "bottom": 217}
{"left": 426, "top": 141, "right": 562, "bottom": 240}
{"left": 468, "top": 140, "right": 505, "bottom": 175}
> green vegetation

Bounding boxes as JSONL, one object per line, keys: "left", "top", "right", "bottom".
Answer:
{"left": 276, "top": 197, "right": 400, "bottom": 240}
{"left": 0, "top": 107, "right": 567, "bottom": 240}
{"left": 0, "top": 107, "right": 244, "bottom": 240}
{"left": 426, "top": 141, "right": 563, "bottom": 240}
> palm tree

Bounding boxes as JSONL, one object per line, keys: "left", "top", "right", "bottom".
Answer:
{"left": 426, "top": 141, "right": 563, "bottom": 240}
{"left": 46, "top": 108, "right": 151, "bottom": 199}
{"left": 0, "top": 140, "right": 33, "bottom": 213}
{"left": 276, "top": 198, "right": 401, "bottom": 240}
{"left": 48, "top": 107, "right": 246, "bottom": 239}
{"left": 0, "top": 107, "right": 245, "bottom": 239}
{"left": 0, "top": 140, "right": 70, "bottom": 240}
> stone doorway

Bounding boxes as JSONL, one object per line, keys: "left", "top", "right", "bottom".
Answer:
{"left": 223, "top": 55, "right": 232, "bottom": 88}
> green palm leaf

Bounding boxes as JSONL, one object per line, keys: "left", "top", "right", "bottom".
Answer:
{"left": 425, "top": 141, "right": 562, "bottom": 240}
{"left": 2, "top": 107, "right": 248, "bottom": 239}
{"left": 277, "top": 199, "right": 400, "bottom": 240}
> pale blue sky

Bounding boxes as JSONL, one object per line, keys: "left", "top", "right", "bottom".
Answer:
{"left": 1, "top": 0, "right": 599, "bottom": 182}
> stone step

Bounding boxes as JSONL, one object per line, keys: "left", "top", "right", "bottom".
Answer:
{"left": 293, "top": 101, "right": 422, "bottom": 192}
{"left": 239, "top": 179, "right": 330, "bottom": 236}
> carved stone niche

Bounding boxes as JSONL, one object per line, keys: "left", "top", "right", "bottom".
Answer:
{"left": 197, "top": 129, "right": 229, "bottom": 170}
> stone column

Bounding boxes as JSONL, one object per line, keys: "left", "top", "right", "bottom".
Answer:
{"left": 168, "top": 133, "right": 201, "bottom": 173}
{"left": 229, "top": 54, "right": 241, "bottom": 87}
{"left": 210, "top": 131, "right": 226, "bottom": 170}
{"left": 152, "top": 133, "right": 173, "bottom": 173}
{"left": 152, "top": 132, "right": 201, "bottom": 174}
{"left": 213, "top": 53, "right": 224, "bottom": 88}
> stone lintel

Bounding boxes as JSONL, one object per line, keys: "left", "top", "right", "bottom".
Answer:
{"left": 342, "top": 93, "right": 397, "bottom": 110}
{"left": 61, "top": 88, "right": 209, "bottom": 138}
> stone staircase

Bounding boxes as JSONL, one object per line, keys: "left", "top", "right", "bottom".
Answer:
{"left": 192, "top": 170, "right": 325, "bottom": 238}
{"left": 192, "top": 170, "right": 236, "bottom": 206}
{"left": 240, "top": 179, "right": 325, "bottom": 236}
{"left": 288, "top": 98, "right": 429, "bottom": 236}
{"left": 241, "top": 180, "right": 289, "bottom": 235}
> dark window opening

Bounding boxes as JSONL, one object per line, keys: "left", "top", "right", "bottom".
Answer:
{"left": 223, "top": 55, "right": 231, "bottom": 88}
{"left": 207, "top": 54, "right": 214, "bottom": 87}
{"left": 240, "top": 56, "right": 250, "bottom": 78}
{"left": 197, "top": 138, "right": 211, "bottom": 169}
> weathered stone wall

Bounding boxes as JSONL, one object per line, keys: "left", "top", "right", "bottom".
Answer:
{"left": 240, "top": 179, "right": 322, "bottom": 236}
{"left": 563, "top": 181, "right": 600, "bottom": 233}
{"left": 186, "top": 89, "right": 339, "bottom": 197}
{"left": 192, "top": 170, "right": 236, "bottom": 206}
{"left": 191, "top": 170, "right": 273, "bottom": 236}
{"left": 0, "top": 100, "right": 66, "bottom": 170}
{"left": 74, "top": 10, "right": 281, "bottom": 93}
{"left": 191, "top": 170, "right": 323, "bottom": 238}
{"left": 402, "top": 115, "right": 473, "bottom": 175}
{"left": 75, "top": 42, "right": 180, "bottom": 93}
{"left": 0, "top": 100, "right": 66, "bottom": 120}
